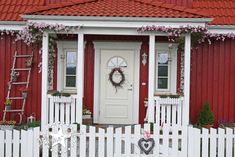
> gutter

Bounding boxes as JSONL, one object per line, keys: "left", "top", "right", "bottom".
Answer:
{"left": 22, "top": 15, "right": 212, "bottom": 23}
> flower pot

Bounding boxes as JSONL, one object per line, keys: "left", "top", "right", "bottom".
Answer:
{"left": 22, "top": 92, "right": 27, "bottom": 99}
{"left": 25, "top": 58, "right": 33, "bottom": 67}
{"left": 5, "top": 106, "right": 11, "bottom": 110}
{"left": 82, "top": 115, "right": 91, "bottom": 119}
{"left": 0, "top": 125, "right": 14, "bottom": 131}
{"left": 202, "top": 124, "right": 213, "bottom": 129}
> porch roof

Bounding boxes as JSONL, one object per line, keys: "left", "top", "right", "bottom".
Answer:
{"left": 24, "top": 0, "right": 207, "bottom": 19}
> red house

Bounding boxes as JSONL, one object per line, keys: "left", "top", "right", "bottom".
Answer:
{"left": 0, "top": 0, "right": 234, "bottom": 127}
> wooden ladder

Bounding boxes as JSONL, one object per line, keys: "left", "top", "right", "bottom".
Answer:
{"left": 3, "top": 51, "right": 34, "bottom": 123}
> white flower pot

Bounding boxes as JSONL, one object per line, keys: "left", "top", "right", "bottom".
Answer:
{"left": 82, "top": 115, "right": 91, "bottom": 119}
{"left": 0, "top": 125, "right": 14, "bottom": 131}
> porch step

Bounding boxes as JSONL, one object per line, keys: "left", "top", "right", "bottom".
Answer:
{"left": 15, "top": 55, "right": 33, "bottom": 58}
{"left": 12, "top": 82, "right": 28, "bottom": 85}
{"left": 8, "top": 97, "right": 25, "bottom": 100}
{"left": 12, "top": 68, "right": 31, "bottom": 71}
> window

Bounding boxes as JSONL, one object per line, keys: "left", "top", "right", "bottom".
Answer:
{"left": 157, "top": 52, "right": 170, "bottom": 90}
{"left": 155, "top": 44, "right": 177, "bottom": 94}
{"left": 107, "top": 56, "right": 127, "bottom": 68}
{"left": 64, "top": 51, "right": 77, "bottom": 89}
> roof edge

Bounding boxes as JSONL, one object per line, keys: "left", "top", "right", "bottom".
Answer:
{"left": 22, "top": 15, "right": 213, "bottom": 23}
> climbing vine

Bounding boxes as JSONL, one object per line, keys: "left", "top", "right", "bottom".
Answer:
{"left": 137, "top": 25, "right": 235, "bottom": 49}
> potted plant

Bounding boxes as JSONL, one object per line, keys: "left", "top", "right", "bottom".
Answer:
{"left": 11, "top": 70, "right": 19, "bottom": 82}
{"left": 4, "top": 99, "right": 12, "bottom": 110}
{"left": 83, "top": 108, "right": 92, "bottom": 119}
{"left": 19, "top": 88, "right": 29, "bottom": 99}
{"left": 0, "top": 120, "right": 16, "bottom": 131}
{"left": 197, "top": 102, "right": 214, "bottom": 128}
{"left": 25, "top": 57, "right": 33, "bottom": 67}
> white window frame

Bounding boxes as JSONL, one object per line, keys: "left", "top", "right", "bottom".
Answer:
{"left": 63, "top": 50, "right": 77, "bottom": 91}
{"left": 155, "top": 43, "right": 178, "bottom": 94}
{"left": 57, "top": 41, "right": 78, "bottom": 93}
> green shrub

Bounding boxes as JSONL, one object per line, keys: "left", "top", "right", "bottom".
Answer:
{"left": 198, "top": 102, "right": 214, "bottom": 125}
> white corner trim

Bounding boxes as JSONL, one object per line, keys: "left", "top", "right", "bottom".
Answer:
{"left": 93, "top": 41, "right": 141, "bottom": 124}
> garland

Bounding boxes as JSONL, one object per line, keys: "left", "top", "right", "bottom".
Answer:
{"left": 137, "top": 25, "right": 235, "bottom": 48}
{"left": 109, "top": 68, "right": 125, "bottom": 91}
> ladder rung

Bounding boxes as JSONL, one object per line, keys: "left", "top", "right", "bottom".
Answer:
{"left": 15, "top": 55, "right": 33, "bottom": 58}
{"left": 3, "top": 109, "right": 23, "bottom": 112}
{"left": 8, "top": 97, "right": 24, "bottom": 100}
{"left": 12, "top": 68, "right": 31, "bottom": 71}
{"left": 12, "top": 82, "right": 28, "bottom": 85}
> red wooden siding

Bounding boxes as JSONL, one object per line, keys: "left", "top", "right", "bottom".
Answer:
{"left": 0, "top": 34, "right": 42, "bottom": 122}
{"left": 139, "top": 40, "right": 149, "bottom": 124}
{"left": 190, "top": 39, "right": 235, "bottom": 126}
{"left": 83, "top": 40, "right": 95, "bottom": 115}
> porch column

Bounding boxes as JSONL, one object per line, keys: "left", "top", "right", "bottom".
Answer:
{"left": 76, "top": 33, "right": 84, "bottom": 124}
{"left": 41, "top": 32, "right": 49, "bottom": 129}
{"left": 183, "top": 34, "right": 191, "bottom": 125}
{"left": 148, "top": 35, "right": 155, "bottom": 123}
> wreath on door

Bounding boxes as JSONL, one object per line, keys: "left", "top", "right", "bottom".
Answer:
{"left": 109, "top": 68, "right": 125, "bottom": 90}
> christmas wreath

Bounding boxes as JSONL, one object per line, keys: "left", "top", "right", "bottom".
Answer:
{"left": 109, "top": 68, "right": 125, "bottom": 90}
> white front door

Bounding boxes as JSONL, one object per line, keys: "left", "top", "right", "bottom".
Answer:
{"left": 99, "top": 50, "right": 134, "bottom": 124}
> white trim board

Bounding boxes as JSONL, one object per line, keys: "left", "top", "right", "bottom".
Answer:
{"left": 93, "top": 41, "right": 141, "bottom": 124}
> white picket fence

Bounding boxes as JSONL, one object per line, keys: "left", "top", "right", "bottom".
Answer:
{"left": 188, "top": 126, "right": 235, "bottom": 157}
{"left": 0, "top": 127, "right": 40, "bottom": 157}
{"left": 146, "top": 97, "right": 185, "bottom": 126}
{"left": 46, "top": 95, "right": 79, "bottom": 125}
{"left": 1, "top": 124, "right": 235, "bottom": 157}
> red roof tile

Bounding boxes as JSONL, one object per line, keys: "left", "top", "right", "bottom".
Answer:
{"left": 25, "top": 0, "right": 206, "bottom": 18}
{"left": 0, "top": 0, "right": 44, "bottom": 21}
{"left": 192, "top": 0, "right": 235, "bottom": 25}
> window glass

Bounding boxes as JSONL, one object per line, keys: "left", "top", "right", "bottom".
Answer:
{"left": 157, "top": 52, "right": 169, "bottom": 90}
{"left": 65, "top": 51, "right": 77, "bottom": 88}
{"left": 107, "top": 56, "right": 127, "bottom": 68}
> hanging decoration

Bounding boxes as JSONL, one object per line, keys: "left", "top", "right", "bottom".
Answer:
{"left": 138, "top": 131, "right": 155, "bottom": 155}
{"left": 109, "top": 68, "right": 125, "bottom": 91}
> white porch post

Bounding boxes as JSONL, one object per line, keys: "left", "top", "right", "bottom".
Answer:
{"left": 41, "top": 32, "right": 49, "bottom": 129}
{"left": 76, "top": 33, "right": 84, "bottom": 124}
{"left": 183, "top": 34, "right": 191, "bottom": 125}
{"left": 148, "top": 35, "right": 155, "bottom": 123}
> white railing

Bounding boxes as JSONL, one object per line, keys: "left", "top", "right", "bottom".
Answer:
{"left": 46, "top": 95, "right": 79, "bottom": 125}
{"left": 146, "top": 96, "right": 185, "bottom": 126}
{"left": 1, "top": 125, "right": 235, "bottom": 157}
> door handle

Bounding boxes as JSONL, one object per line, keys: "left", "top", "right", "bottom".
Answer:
{"left": 128, "top": 84, "right": 133, "bottom": 91}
